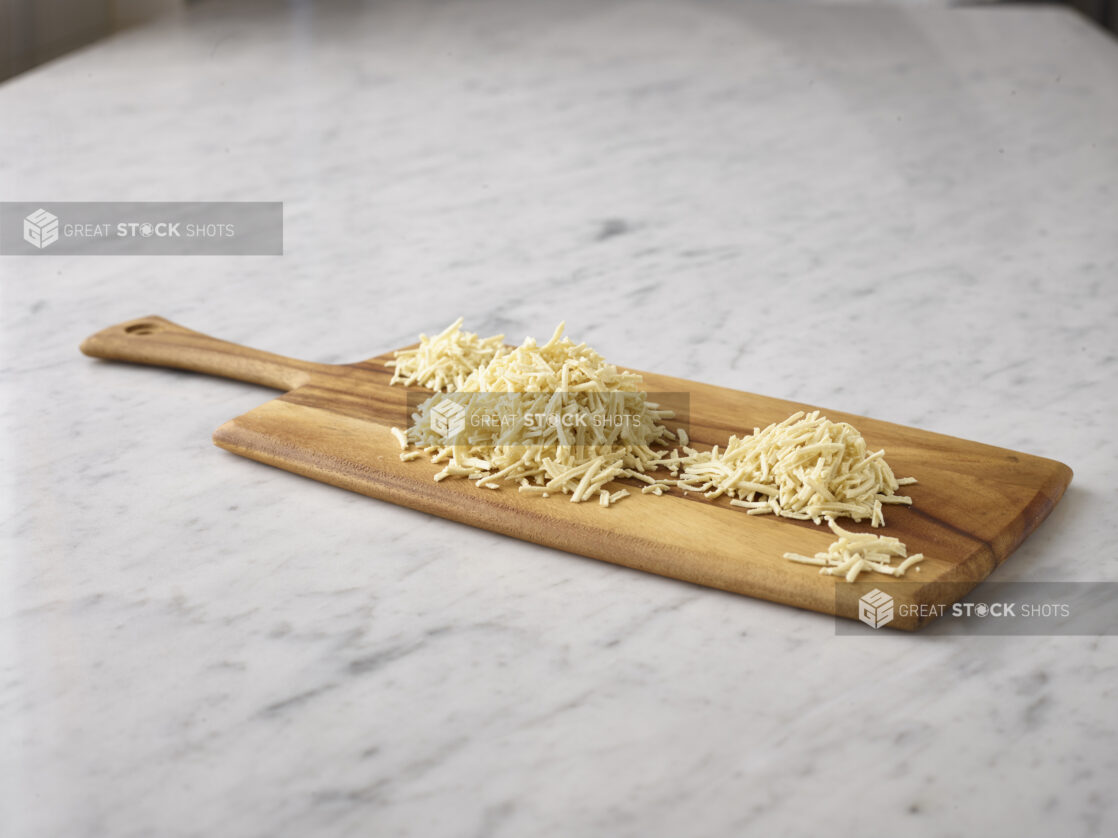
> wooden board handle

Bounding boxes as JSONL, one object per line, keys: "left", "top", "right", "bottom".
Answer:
{"left": 80, "top": 315, "right": 328, "bottom": 390}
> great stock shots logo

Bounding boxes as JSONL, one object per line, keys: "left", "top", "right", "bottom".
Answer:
{"left": 429, "top": 397, "right": 467, "bottom": 440}
{"left": 858, "top": 588, "right": 895, "bottom": 629}
{"left": 23, "top": 208, "right": 59, "bottom": 249}
{"left": 1, "top": 202, "right": 282, "bottom": 255}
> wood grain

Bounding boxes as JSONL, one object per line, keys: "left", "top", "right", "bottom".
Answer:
{"left": 81, "top": 316, "right": 1073, "bottom": 630}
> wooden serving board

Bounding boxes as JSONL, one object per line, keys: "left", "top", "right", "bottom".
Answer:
{"left": 81, "top": 316, "right": 1072, "bottom": 630}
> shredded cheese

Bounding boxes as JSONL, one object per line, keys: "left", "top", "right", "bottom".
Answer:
{"left": 783, "top": 519, "right": 926, "bottom": 582}
{"left": 676, "top": 411, "right": 913, "bottom": 526}
{"left": 389, "top": 321, "right": 915, "bottom": 526}
{"left": 394, "top": 322, "right": 679, "bottom": 503}
{"left": 386, "top": 317, "right": 506, "bottom": 392}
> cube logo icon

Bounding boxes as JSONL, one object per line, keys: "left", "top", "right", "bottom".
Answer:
{"left": 430, "top": 397, "right": 466, "bottom": 440}
{"left": 23, "top": 208, "right": 60, "bottom": 249}
{"left": 858, "top": 588, "right": 894, "bottom": 629}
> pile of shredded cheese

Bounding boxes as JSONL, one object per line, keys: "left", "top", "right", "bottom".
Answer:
{"left": 386, "top": 317, "right": 506, "bottom": 392}
{"left": 674, "top": 411, "right": 914, "bottom": 527}
{"left": 783, "top": 519, "right": 925, "bottom": 582}
{"left": 392, "top": 322, "right": 679, "bottom": 504}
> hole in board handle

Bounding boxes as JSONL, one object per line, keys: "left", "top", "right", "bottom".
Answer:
{"left": 125, "top": 322, "right": 157, "bottom": 336}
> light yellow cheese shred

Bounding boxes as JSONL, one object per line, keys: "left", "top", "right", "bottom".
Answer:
{"left": 783, "top": 519, "right": 925, "bottom": 582}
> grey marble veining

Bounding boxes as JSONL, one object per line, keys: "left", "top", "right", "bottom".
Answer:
{"left": 1, "top": 1, "right": 1116, "bottom": 836}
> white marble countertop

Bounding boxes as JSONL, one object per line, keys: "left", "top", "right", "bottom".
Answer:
{"left": 2, "top": 1, "right": 1116, "bottom": 835}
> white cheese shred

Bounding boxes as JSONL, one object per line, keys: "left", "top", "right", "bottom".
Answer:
{"left": 783, "top": 519, "right": 926, "bottom": 582}
{"left": 389, "top": 426, "right": 408, "bottom": 450}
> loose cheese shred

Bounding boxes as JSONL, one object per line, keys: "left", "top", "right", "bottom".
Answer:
{"left": 677, "top": 411, "right": 913, "bottom": 527}
{"left": 393, "top": 322, "right": 680, "bottom": 503}
{"left": 783, "top": 519, "right": 926, "bottom": 582}
{"left": 389, "top": 426, "right": 408, "bottom": 449}
{"left": 386, "top": 317, "right": 506, "bottom": 392}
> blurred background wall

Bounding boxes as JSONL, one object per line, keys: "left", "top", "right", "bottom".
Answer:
{"left": 0, "top": 0, "right": 184, "bottom": 81}
{"left": 0, "top": 0, "right": 1113, "bottom": 84}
